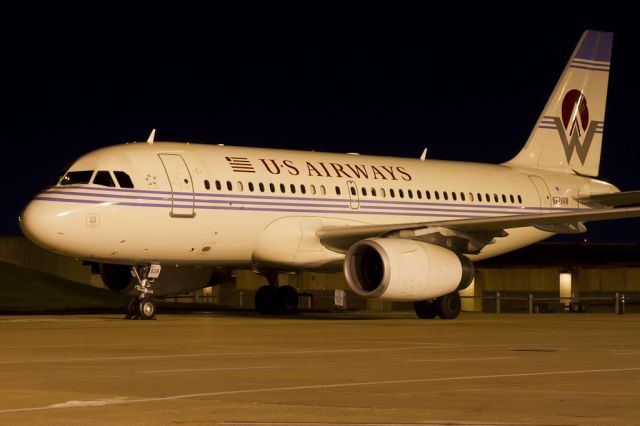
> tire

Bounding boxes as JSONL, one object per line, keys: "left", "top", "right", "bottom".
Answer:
{"left": 435, "top": 292, "right": 461, "bottom": 320}
{"left": 413, "top": 300, "right": 437, "bottom": 319}
{"left": 255, "top": 285, "right": 276, "bottom": 314}
{"left": 275, "top": 285, "right": 299, "bottom": 314}
{"left": 125, "top": 297, "right": 139, "bottom": 319}
{"left": 138, "top": 297, "right": 157, "bottom": 320}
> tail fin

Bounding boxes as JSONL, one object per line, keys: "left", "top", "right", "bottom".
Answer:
{"left": 506, "top": 30, "right": 613, "bottom": 177}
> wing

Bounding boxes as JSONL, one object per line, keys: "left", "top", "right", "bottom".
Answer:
{"left": 575, "top": 190, "right": 640, "bottom": 208}
{"left": 317, "top": 206, "right": 640, "bottom": 254}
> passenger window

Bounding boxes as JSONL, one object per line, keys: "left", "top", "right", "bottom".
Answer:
{"left": 494, "top": 194, "right": 499, "bottom": 202}
{"left": 408, "top": 189, "right": 413, "bottom": 199}
{"left": 469, "top": 192, "right": 474, "bottom": 202}
{"left": 380, "top": 188, "right": 386, "bottom": 198}
{"left": 61, "top": 170, "right": 93, "bottom": 186}
{"left": 435, "top": 191, "right": 440, "bottom": 200}
{"left": 335, "top": 186, "right": 341, "bottom": 196}
{"left": 452, "top": 192, "right": 457, "bottom": 201}
{"left": 443, "top": 192, "right": 448, "bottom": 201}
{"left": 320, "top": 185, "right": 326, "bottom": 195}
{"left": 390, "top": 188, "right": 395, "bottom": 198}
{"left": 502, "top": 194, "right": 507, "bottom": 203}
{"left": 477, "top": 193, "right": 482, "bottom": 202}
{"left": 114, "top": 171, "right": 134, "bottom": 188}
{"left": 237, "top": 182, "right": 244, "bottom": 192}
{"left": 426, "top": 190, "right": 431, "bottom": 200}
{"left": 215, "top": 180, "right": 222, "bottom": 190}
{"left": 226, "top": 181, "right": 232, "bottom": 191}
{"left": 290, "top": 184, "right": 296, "bottom": 194}
{"left": 398, "top": 189, "right": 404, "bottom": 198}
{"left": 204, "top": 179, "right": 211, "bottom": 190}
{"left": 460, "top": 192, "right": 465, "bottom": 201}
{"left": 361, "top": 187, "right": 367, "bottom": 196}
{"left": 518, "top": 195, "right": 523, "bottom": 203}
{"left": 93, "top": 171, "right": 115, "bottom": 187}
{"left": 269, "top": 183, "right": 275, "bottom": 193}
{"left": 280, "top": 183, "right": 286, "bottom": 193}
{"left": 248, "top": 182, "right": 255, "bottom": 192}
{"left": 300, "top": 185, "right": 306, "bottom": 194}
{"left": 310, "top": 185, "right": 316, "bottom": 195}
{"left": 510, "top": 194, "right": 514, "bottom": 203}
{"left": 416, "top": 190, "right": 422, "bottom": 199}
{"left": 371, "top": 188, "right": 377, "bottom": 197}
{"left": 485, "top": 193, "right": 490, "bottom": 202}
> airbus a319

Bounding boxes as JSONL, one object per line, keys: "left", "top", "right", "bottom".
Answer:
{"left": 20, "top": 30, "right": 640, "bottom": 320}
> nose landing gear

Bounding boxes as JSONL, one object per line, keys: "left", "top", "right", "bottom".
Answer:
{"left": 125, "top": 264, "right": 161, "bottom": 320}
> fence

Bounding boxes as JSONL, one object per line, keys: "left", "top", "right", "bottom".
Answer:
{"left": 162, "top": 288, "right": 640, "bottom": 314}
{"left": 472, "top": 291, "right": 639, "bottom": 314}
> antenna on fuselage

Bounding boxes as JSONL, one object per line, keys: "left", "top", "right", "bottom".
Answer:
{"left": 147, "top": 129, "right": 156, "bottom": 145}
{"left": 420, "top": 148, "right": 428, "bottom": 161}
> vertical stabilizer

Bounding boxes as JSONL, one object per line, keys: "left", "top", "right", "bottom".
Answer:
{"left": 506, "top": 30, "right": 613, "bottom": 177}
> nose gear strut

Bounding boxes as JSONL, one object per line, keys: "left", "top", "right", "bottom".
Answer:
{"left": 125, "top": 264, "right": 161, "bottom": 320}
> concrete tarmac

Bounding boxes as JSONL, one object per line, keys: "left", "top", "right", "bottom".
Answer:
{"left": 0, "top": 311, "right": 639, "bottom": 425}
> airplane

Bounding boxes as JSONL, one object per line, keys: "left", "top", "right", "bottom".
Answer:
{"left": 19, "top": 30, "right": 640, "bottom": 320}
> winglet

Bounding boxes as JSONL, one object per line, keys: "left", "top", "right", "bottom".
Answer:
{"left": 420, "top": 148, "right": 428, "bottom": 161}
{"left": 146, "top": 129, "right": 156, "bottom": 145}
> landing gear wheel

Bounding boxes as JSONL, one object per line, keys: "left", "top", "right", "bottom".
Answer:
{"left": 137, "top": 297, "right": 157, "bottom": 320}
{"left": 275, "top": 285, "right": 299, "bottom": 314}
{"left": 435, "top": 292, "right": 461, "bottom": 320}
{"left": 255, "top": 285, "right": 276, "bottom": 315}
{"left": 125, "top": 298, "right": 139, "bottom": 319}
{"left": 413, "top": 300, "right": 437, "bottom": 319}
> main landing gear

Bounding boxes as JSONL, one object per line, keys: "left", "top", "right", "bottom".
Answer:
{"left": 125, "top": 264, "right": 161, "bottom": 320}
{"left": 414, "top": 292, "right": 461, "bottom": 320}
{"left": 254, "top": 272, "right": 299, "bottom": 315}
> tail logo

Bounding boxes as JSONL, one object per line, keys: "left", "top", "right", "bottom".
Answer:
{"left": 551, "top": 89, "right": 600, "bottom": 165}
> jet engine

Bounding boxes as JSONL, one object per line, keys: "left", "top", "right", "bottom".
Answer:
{"left": 343, "top": 238, "right": 474, "bottom": 301}
{"left": 99, "top": 264, "right": 231, "bottom": 296}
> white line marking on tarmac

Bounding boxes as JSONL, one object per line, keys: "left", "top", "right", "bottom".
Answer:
{"left": 405, "top": 357, "right": 517, "bottom": 362}
{"left": 139, "top": 365, "right": 282, "bottom": 374}
{"left": 0, "top": 345, "right": 454, "bottom": 365}
{"left": 1, "top": 366, "right": 640, "bottom": 414}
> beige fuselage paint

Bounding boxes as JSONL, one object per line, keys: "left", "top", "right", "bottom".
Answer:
{"left": 20, "top": 142, "right": 616, "bottom": 270}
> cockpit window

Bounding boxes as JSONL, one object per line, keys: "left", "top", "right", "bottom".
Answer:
{"left": 60, "top": 170, "right": 94, "bottom": 185}
{"left": 93, "top": 171, "right": 116, "bottom": 187}
{"left": 114, "top": 171, "right": 134, "bottom": 188}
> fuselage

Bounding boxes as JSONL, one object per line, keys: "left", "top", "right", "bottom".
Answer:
{"left": 19, "top": 142, "right": 617, "bottom": 271}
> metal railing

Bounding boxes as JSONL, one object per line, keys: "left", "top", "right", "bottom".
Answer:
{"left": 163, "top": 289, "right": 637, "bottom": 314}
{"left": 462, "top": 292, "right": 635, "bottom": 314}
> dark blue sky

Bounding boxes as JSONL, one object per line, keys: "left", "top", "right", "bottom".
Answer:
{"left": 5, "top": 4, "right": 640, "bottom": 241}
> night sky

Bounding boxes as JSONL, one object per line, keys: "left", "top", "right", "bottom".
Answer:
{"left": 5, "top": 4, "right": 640, "bottom": 241}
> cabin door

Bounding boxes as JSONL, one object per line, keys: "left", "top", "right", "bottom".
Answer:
{"left": 159, "top": 154, "right": 195, "bottom": 217}
{"left": 529, "top": 175, "right": 551, "bottom": 211}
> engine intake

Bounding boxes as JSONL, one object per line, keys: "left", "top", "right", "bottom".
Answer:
{"left": 344, "top": 238, "right": 474, "bottom": 301}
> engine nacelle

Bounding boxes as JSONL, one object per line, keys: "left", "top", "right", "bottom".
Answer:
{"left": 99, "top": 264, "right": 229, "bottom": 296}
{"left": 344, "top": 238, "right": 474, "bottom": 301}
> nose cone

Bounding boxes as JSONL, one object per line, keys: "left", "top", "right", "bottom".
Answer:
{"left": 19, "top": 199, "right": 66, "bottom": 253}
